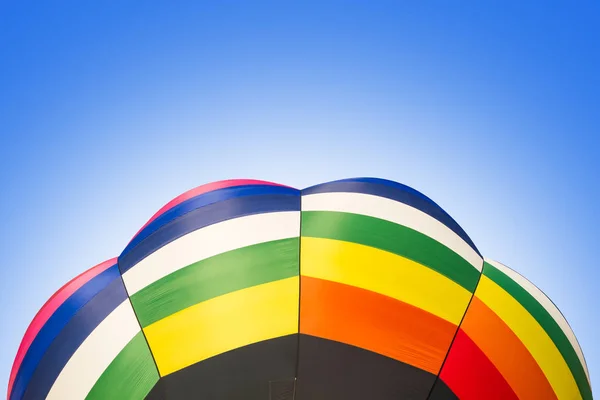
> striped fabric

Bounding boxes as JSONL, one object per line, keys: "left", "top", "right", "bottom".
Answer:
{"left": 8, "top": 260, "right": 159, "bottom": 400}
{"left": 434, "top": 260, "right": 592, "bottom": 400}
{"left": 7, "top": 178, "right": 593, "bottom": 400}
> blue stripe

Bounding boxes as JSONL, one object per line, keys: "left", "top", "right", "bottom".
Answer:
{"left": 122, "top": 185, "right": 300, "bottom": 257}
{"left": 119, "top": 193, "right": 301, "bottom": 274}
{"left": 10, "top": 266, "right": 123, "bottom": 400}
{"left": 301, "top": 177, "right": 480, "bottom": 255}
{"left": 20, "top": 278, "right": 128, "bottom": 400}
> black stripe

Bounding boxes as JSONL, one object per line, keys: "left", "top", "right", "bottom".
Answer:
{"left": 427, "top": 379, "right": 459, "bottom": 400}
{"left": 145, "top": 380, "right": 167, "bottom": 400}
{"left": 146, "top": 335, "right": 298, "bottom": 400}
{"left": 295, "top": 334, "right": 437, "bottom": 400}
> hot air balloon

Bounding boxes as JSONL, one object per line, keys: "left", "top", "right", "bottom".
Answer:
{"left": 7, "top": 178, "right": 593, "bottom": 400}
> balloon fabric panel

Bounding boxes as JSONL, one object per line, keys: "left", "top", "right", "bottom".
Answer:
{"left": 7, "top": 178, "right": 593, "bottom": 400}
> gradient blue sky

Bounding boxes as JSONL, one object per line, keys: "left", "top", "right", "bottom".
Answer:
{"left": 1, "top": 1, "right": 599, "bottom": 396}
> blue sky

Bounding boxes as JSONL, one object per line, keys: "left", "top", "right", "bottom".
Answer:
{"left": 1, "top": 0, "right": 599, "bottom": 395}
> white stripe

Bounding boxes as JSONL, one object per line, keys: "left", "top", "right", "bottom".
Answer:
{"left": 46, "top": 301, "right": 141, "bottom": 400}
{"left": 485, "top": 259, "right": 591, "bottom": 384}
{"left": 123, "top": 211, "right": 301, "bottom": 295}
{"left": 302, "top": 192, "right": 482, "bottom": 271}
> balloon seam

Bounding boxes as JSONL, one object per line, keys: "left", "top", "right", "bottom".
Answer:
{"left": 424, "top": 257, "right": 485, "bottom": 400}
{"left": 116, "top": 261, "right": 162, "bottom": 386}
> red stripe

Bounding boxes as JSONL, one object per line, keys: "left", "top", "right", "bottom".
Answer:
{"left": 439, "top": 329, "right": 519, "bottom": 400}
{"left": 128, "top": 179, "right": 289, "bottom": 243}
{"left": 7, "top": 258, "right": 117, "bottom": 399}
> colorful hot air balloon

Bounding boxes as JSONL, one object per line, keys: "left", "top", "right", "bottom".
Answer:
{"left": 7, "top": 178, "right": 593, "bottom": 400}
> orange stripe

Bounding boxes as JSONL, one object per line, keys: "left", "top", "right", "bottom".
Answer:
{"left": 461, "top": 297, "right": 558, "bottom": 400}
{"left": 300, "top": 276, "right": 457, "bottom": 374}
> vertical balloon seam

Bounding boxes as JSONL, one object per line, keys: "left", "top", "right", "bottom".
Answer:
{"left": 438, "top": 329, "right": 520, "bottom": 400}
{"left": 116, "top": 188, "right": 282, "bottom": 379}
{"left": 425, "top": 257, "right": 485, "bottom": 400}
{"left": 481, "top": 261, "right": 591, "bottom": 400}
{"left": 143, "top": 277, "right": 300, "bottom": 376}
{"left": 115, "top": 260, "right": 161, "bottom": 397}
{"left": 295, "top": 334, "right": 438, "bottom": 398}
{"left": 8, "top": 178, "right": 593, "bottom": 399}
{"left": 457, "top": 296, "right": 557, "bottom": 399}
{"left": 83, "top": 331, "right": 160, "bottom": 400}
{"left": 441, "top": 265, "right": 574, "bottom": 400}
{"left": 435, "top": 260, "right": 589, "bottom": 400}
{"left": 298, "top": 183, "right": 481, "bottom": 393}
{"left": 123, "top": 188, "right": 301, "bottom": 379}
{"left": 293, "top": 189, "right": 302, "bottom": 398}
{"left": 119, "top": 181, "right": 299, "bottom": 396}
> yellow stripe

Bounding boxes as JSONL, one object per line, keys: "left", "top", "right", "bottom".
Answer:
{"left": 301, "top": 237, "right": 471, "bottom": 324}
{"left": 476, "top": 276, "right": 581, "bottom": 400}
{"left": 144, "top": 277, "right": 299, "bottom": 376}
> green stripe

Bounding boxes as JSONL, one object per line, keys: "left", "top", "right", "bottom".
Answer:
{"left": 301, "top": 211, "right": 480, "bottom": 292}
{"left": 483, "top": 262, "right": 592, "bottom": 400}
{"left": 86, "top": 332, "right": 159, "bottom": 400}
{"left": 131, "top": 238, "right": 300, "bottom": 327}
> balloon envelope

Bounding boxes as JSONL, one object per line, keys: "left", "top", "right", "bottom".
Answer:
{"left": 8, "top": 178, "right": 593, "bottom": 400}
